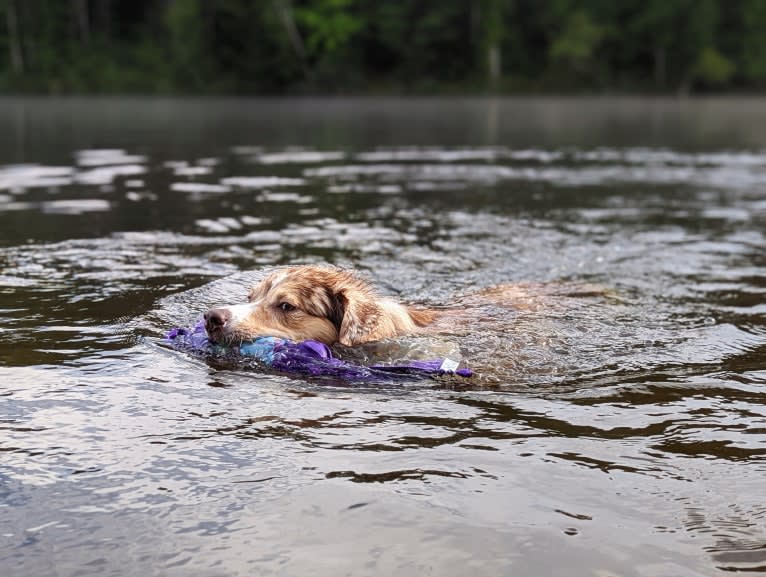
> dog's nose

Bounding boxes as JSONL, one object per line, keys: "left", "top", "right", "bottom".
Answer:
{"left": 204, "top": 308, "right": 231, "bottom": 330}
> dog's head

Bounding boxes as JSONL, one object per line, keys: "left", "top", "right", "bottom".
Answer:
{"left": 204, "top": 266, "right": 407, "bottom": 346}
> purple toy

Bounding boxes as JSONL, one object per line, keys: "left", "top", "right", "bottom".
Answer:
{"left": 166, "top": 320, "right": 472, "bottom": 382}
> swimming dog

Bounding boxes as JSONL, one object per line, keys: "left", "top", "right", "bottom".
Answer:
{"left": 204, "top": 265, "right": 439, "bottom": 346}
{"left": 202, "top": 263, "right": 556, "bottom": 348}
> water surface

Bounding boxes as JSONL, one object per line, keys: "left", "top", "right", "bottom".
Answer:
{"left": 1, "top": 97, "right": 765, "bottom": 576}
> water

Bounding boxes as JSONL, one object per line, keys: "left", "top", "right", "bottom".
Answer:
{"left": 1, "top": 97, "right": 765, "bottom": 576}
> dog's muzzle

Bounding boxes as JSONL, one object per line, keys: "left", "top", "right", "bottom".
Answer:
{"left": 204, "top": 307, "right": 232, "bottom": 342}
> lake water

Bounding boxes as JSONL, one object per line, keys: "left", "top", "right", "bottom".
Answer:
{"left": 1, "top": 97, "right": 765, "bottom": 576}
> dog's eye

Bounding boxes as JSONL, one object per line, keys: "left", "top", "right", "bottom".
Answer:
{"left": 279, "top": 302, "right": 296, "bottom": 312}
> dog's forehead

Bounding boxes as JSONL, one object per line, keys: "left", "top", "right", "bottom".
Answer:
{"left": 248, "top": 269, "right": 321, "bottom": 302}
{"left": 279, "top": 267, "right": 333, "bottom": 288}
{"left": 267, "top": 268, "right": 291, "bottom": 285}
{"left": 252, "top": 266, "right": 353, "bottom": 301}
{"left": 251, "top": 269, "right": 288, "bottom": 294}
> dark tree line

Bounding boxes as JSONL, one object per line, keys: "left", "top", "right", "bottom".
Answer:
{"left": 1, "top": 0, "right": 765, "bottom": 94}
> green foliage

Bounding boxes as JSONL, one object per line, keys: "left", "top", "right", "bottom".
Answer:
{"left": 0, "top": 0, "right": 764, "bottom": 94}
{"left": 693, "top": 47, "right": 733, "bottom": 85}
{"left": 741, "top": 0, "right": 766, "bottom": 81}
{"left": 295, "top": 0, "right": 361, "bottom": 57}
{"left": 549, "top": 10, "right": 603, "bottom": 70}
{"left": 165, "top": 0, "right": 208, "bottom": 90}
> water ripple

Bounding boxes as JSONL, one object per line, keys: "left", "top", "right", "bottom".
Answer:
{"left": 2, "top": 139, "right": 766, "bottom": 577}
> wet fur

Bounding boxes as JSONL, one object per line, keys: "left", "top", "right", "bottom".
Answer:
{"left": 206, "top": 265, "right": 437, "bottom": 346}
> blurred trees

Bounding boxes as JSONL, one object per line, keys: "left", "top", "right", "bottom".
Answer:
{"left": 0, "top": 0, "right": 764, "bottom": 94}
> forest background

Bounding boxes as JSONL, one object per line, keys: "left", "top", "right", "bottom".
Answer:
{"left": 2, "top": 0, "right": 766, "bottom": 95}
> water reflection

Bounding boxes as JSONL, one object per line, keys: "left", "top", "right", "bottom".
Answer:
{"left": 1, "top": 100, "right": 765, "bottom": 576}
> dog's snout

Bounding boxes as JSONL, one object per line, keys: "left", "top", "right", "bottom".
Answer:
{"left": 204, "top": 308, "right": 231, "bottom": 329}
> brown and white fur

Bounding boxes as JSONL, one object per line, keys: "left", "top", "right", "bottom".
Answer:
{"left": 204, "top": 265, "right": 439, "bottom": 347}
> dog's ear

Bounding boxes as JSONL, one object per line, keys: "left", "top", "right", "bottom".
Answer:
{"left": 334, "top": 290, "right": 385, "bottom": 346}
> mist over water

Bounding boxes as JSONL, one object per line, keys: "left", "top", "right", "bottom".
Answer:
{"left": 1, "top": 98, "right": 765, "bottom": 576}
